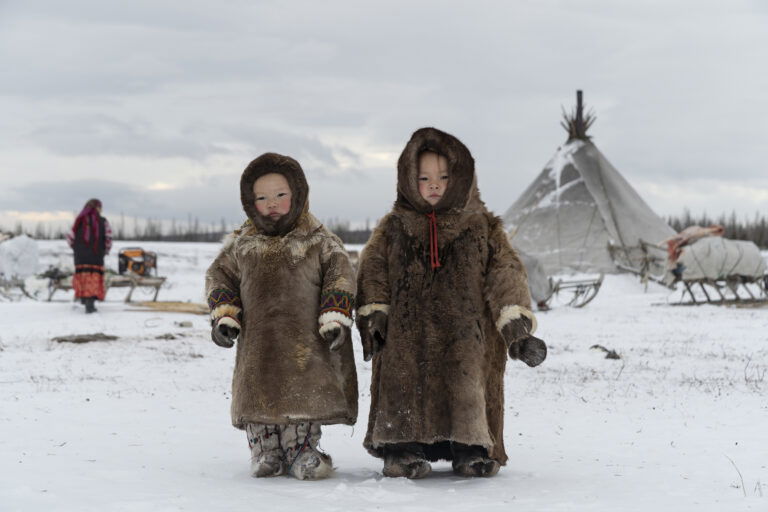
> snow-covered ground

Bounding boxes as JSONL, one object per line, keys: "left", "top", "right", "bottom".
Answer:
{"left": 1, "top": 241, "right": 767, "bottom": 511}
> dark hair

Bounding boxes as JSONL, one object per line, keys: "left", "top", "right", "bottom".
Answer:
{"left": 84, "top": 198, "right": 102, "bottom": 210}
{"left": 417, "top": 145, "right": 445, "bottom": 159}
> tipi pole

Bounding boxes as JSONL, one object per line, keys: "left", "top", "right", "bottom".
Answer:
{"left": 576, "top": 90, "right": 584, "bottom": 133}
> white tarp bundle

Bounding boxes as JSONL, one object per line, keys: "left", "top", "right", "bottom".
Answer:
{"left": 670, "top": 237, "right": 766, "bottom": 283}
{"left": 504, "top": 140, "right": 675, "bottom": 275}
{"left": 0, "top": 235, "right": 39, "bottom": 280}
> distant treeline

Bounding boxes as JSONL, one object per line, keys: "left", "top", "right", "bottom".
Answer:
{"left": 2, "top": 217, "right": 230, "bottom": 243}
{"left": 325, "top": 219, "right": 373, "bottom": 245}
{"left": 12, "top": 210, "right": 765, "bottom": 248}
{"left": 112, "top": 217, "right": 231, "bottom": 243}
{"left": 666, "top": 209, "right": 768, "bottom": 248}
{"left": 2, "top": 216, "right": 375, "bottom": 245}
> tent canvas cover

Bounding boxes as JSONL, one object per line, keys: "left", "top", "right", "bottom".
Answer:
{"left": 503, "top": 96, "right": 674, "bottom": 275}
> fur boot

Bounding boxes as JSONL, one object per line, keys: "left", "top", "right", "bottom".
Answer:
{"left": 451, "top": 443, "right": 500, "bottom": 477}
{"left": 382, "top": 443, "right": 432, "bottom": 479}
{"left": 246, "top": 423, "right": 285, "bottom": 478}
{"left": 281, "top": 423, "right": 333, "bottom": 480}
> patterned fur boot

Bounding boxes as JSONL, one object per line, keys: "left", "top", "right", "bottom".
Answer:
{"left": 382, "top": 444, "right": 432, "bottom": 479}
{"left": 281, "top": 423, "right": 333, "bottom": 481}
{"left": 246, "top": 424, "right": 286, "bottom": 478}
{"left": 451, "top": 443, "right": 500, "bottom": 477}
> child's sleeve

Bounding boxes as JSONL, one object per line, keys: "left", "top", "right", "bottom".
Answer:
{"left": 355, "top": 217, "right": 390, "bottom": 361}
{"left": 354, "top": 221, "right": 390, "bottom": 349}
{"left": 485, "top": 217, "right": 537, "bottom": 339}
{"left": 318, "top": 234, "right": 356, "bottom": 337}
{"left": 205, "top": 235, "right": 242, "bottom": 332}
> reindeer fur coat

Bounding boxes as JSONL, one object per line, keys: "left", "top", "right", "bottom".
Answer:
{"left": 205, "top": 153, "right": 358, "bottom": 428}
{"left": 356, "top": 128, "right": 535, "bottom": 464}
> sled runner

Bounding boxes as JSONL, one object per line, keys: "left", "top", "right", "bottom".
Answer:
{"left": 106, "top": 274, "right": 166, "bottom": 302}
{"left": 518, "top": 250, "right": 603, "bottom": 309}
{"left": 545, "top": 273, "right": 604, "bottom": 308}
{"left": 667, "top": 275, "right": 768, "bottom": 306}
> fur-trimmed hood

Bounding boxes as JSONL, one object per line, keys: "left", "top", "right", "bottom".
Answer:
{"left": 396, "top": 127, "right": 476, "bottom": 214}
{"left": 240, "top": 152, "right": 310, "bottom": 236}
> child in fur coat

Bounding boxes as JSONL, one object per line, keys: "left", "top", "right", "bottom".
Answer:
{"left": 355, "top": 127, "right": 547, "bottom": 479}
{"left": 205, "top": 153, "right": 358, "bottom": 480}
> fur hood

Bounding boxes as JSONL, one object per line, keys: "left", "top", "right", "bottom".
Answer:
{"left": 240, "top": 152, "right": 310, "bottom": 236}
{"left": 393, "top": 127, "right": 490, "bottom": 247}
{"left": 396, "top": 127, "right": 476, "bottom": 214}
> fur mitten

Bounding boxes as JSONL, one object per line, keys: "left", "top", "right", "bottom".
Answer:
{"left": 362, "top": 310, "right": 388, "bottom": 361}
{"left": 502, "top": 317, "right": 547, "bottom": 367}
{"left": 320, "top": 324, "right": 350, "bottom": 351}
{"left": 211, "top": 317, "right": 239, "bottom": 348}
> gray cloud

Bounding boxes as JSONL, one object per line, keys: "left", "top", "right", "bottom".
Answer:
{"left": 26, "top": 115, "right": 230, "bottom": 159}
{"left": 19, "top": 114, "right": 361, "bottom": 170}
{"left": 0, "top": 166, "right": 396, "bottom": 228}
{"left": 1, "top": 0, "right": 766, "bottom": 223}
{"left": 2, "top": 180, "right": 168, "bottom": 217}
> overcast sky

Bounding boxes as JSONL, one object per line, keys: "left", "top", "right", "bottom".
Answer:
{"left": 1, "top": 0, "right": 766, "bottom": 230}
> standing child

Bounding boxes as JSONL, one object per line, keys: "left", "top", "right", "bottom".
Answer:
{"left": 356, "top": 127, "right": 547, "bottom": 478}
{"left": 205, "top": 153, "right": 358, "bottom": 480}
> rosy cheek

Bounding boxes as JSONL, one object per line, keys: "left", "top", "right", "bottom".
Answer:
{"left": 279, "top": 197, "right": 291, "bottom": 213}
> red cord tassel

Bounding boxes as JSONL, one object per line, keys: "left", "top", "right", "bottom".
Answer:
{"left": 426, "top": 211, "right": 441, "bottom": 269}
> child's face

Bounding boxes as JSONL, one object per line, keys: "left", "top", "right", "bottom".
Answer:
{"left": 418, "top": 152, "right": 449, "bottom": 206}
{"left": 253, "top": 173, "right": 292, "bottom": 220}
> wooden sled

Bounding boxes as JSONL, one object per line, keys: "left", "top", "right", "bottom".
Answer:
{"left": 543, "top": 274, "right": 604, "bottom": 309}
{"left": 47, "top": 271, "right": 166, "bottom": 302}
{"left": 666, "top": 275, "right": 768, "bottom": 306}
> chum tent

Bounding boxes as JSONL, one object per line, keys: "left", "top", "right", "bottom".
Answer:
{"left": 504, "top": 91, "right": 675, "bottom": 275}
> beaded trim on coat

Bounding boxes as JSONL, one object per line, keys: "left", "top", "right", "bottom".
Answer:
{"left": 207, "top": 288, "right": 242, "bottom": 310}
{"left": 319, "top": 290, "right": 354, "bottom": 319}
